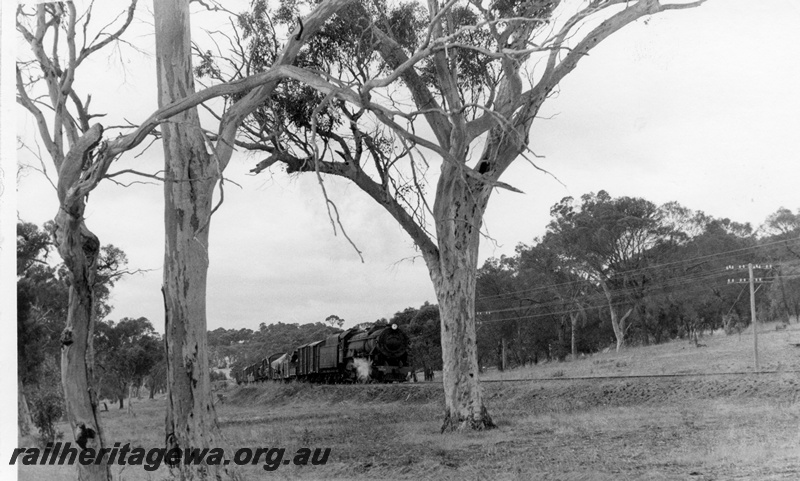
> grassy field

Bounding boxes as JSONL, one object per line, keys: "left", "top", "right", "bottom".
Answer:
{"left": 482, "top": 319, "right": 800, "bottom": 381}
{"left": 19, "top": 321, "right": 800, "bottom": 480}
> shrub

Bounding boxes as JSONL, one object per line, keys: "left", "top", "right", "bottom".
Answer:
{"left": 28, "top": 385, "right": 64, "bottom": 446}
{"left": 723, "top": 314, "right": 746, "bottom": 335}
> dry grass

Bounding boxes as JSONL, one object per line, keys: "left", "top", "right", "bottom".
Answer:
{"left": 19, "top": 322, "right": 800, "bottom": 480}
{"left": 483, "top": 320, "right": 800, "bottom": 381}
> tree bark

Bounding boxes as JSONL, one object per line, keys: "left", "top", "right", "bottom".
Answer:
{"left": 127, "top": 382, "right": 133, "bottom": 415}
{"left": 570, "top": 312, "right": 579, "bottom": 360}
{"left": 53, "top": 208, "right": 110, "bottom": 481}
{"left": 18, "top": 380, "right": 34, "bottom": 437}
{"left": 607, "top": 306, "right": 634, "bottom": 352}
{"left": 431, "top": 167, "right": 495, "bottom": 432}
{"left": 155, "top": 1, "right": 226, "bottom": 479}
{"left": 599, "top": 279, "right": 632, "bottom": 352}
{"left": 610, "top": 308, "right": 624, "bottom": 351}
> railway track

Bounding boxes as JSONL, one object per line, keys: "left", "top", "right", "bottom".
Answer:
{"left": 401, "top": 370, "right": 800, "bottom": 407}
{"left": 408, "top": 369, "right": 800, "bottom": 384}
{"left": 226, "top": 369, "right": 800, "bottom": 408}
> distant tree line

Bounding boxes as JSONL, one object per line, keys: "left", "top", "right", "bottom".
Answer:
{"left": 17, "top": 221, "right": 164, "bottom": 443}
{"left": 474, "top": 192, "right": 800, "bottom": 370}
{"left": 94, "top": 317, "right": 164, "bottom": 409}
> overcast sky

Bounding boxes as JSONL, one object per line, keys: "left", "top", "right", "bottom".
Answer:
{"left": 13, "top": 0, "right": 800, "bottom": 334}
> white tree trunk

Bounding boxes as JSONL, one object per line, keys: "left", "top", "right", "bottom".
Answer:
{"left": 53, "top": 208, "right": 110, "bottom": 481}
{"left": 155, "top": 1, "right": 226, "bottom": 478}
{"left": 431, "top": 168, "right": 494, "bottom": 432}
{"left": 611, "top": 309, "right": 624, "bottom": 351}
{"left": 18, "top": 379, "right": 33, "bottom": 437}
{"left": 600, "top": 279, "right": 628, "bottom": 352}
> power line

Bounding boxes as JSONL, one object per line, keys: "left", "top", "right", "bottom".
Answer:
{"left": 477, "top": 370, "right": 800, "bottom": 383}
{"left": 478, "top": 236, "right": 799, "bottom": 302}
{"left": 476, "top": 236, "right": 800, "bottom": 303}
{"left": 477, "top": 273, "right": 741, "bottom": 325}
{"left": 479, "top": 269, "right": 729, "bottom": 318}
{"left": 478, "top": 266, "right": 733, "bottom": 317}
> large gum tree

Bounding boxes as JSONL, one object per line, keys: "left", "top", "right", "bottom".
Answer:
{"left": 16, "top": 3, "right": 138, "bottom": 479}
{"left": 218, "top": 0, "right": 705, "bottom": 431}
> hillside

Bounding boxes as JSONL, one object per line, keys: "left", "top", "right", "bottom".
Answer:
{"left": 482, "top": 320, "right": 800, "bottom": 381}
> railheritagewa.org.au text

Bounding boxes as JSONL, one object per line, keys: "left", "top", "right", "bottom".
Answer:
{"left": 10, "top": 443, "right": 331, "bottom": 471}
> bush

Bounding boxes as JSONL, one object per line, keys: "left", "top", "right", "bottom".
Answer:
{"left": 28, "top": 385, "right": 64, "bottom": 445}
{"left": 723, "top": 314, "right": 746, "bottom": 335}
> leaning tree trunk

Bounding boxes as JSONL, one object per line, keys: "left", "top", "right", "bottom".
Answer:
{"left": 431, "top": 168, "right": 495, "bottom": 432}
{"left": 155, "top": 1, "right": 226, "bottom": 479}
{"left": 53, "top": 205, "right": 110, "bottom": 481}
{"left": 599, "top": 279, "right": 630, "bottom": 352}
{"left": 607, "top": 306, "right": 634, "bottom": 352}
{"left": 611, "top": 312, "right": 624, "bottom": 351}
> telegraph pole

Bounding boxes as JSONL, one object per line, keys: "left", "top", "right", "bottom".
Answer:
{"left": 727, "top": 264, "right": 772, "bottom": 373}
{"left": 748, "top": 263, "right": 759, "bottom": 373}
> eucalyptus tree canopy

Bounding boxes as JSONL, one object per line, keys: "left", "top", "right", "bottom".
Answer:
{"left": 546, "top": 191, "right": 676, "bottom": 350}
{"left": 94, "top": 317, "right": 162, "bottom": 410}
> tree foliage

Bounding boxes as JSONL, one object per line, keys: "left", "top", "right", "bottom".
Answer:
{"left": 94, "top": 318, "right": 163, "bottom": 408}
{"left": 474, "top": 195, "right": 796, "bottom": 367}
{"left": 17, "top": 221, "right": 130, "bottom": 386}
{"left": 386, "top": 302, "right": 443, "bottom": 371}
{"left": 17, "top": 220, "right": 134, "bottom": 445}
{"left": 545, "top": 191, "right": 678, "bottom": 349}
{"left": 325, "top": 314, "right": 345, "bottom": 328}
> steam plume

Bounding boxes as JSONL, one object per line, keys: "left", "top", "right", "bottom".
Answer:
{"left": 353, "top": 358, "right": 372, "bottom": 382}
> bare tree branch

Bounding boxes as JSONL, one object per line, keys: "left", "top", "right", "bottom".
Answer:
{"left": 77, "top": 0, "right": 138, "bottom": 65}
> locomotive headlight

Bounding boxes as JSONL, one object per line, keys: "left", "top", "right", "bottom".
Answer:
{"left": 392, "top": 323, "right": 398, "bottom": 330}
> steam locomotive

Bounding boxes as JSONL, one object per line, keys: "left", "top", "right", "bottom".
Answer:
{"left": 234, "top": 323, "right": 411, "bottom": 384}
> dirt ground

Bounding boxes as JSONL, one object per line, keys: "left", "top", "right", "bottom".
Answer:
{"left": 21, "top": 373, "right": 795, "bottom": 480}
{"left": 18, "top": 326, "right": 800, "bottom": 480}
{"left": 229, "top": 372, "right": 800, "bottom": 410}
{"left": 216, "top": 375, "right": 800, "bottom": 480}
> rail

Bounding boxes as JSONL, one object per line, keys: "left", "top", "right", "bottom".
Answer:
{"left": 408, "top": 369, "right": 800, "bottom": 384}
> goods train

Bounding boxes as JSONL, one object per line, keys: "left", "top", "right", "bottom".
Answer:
{"left": 234, "top": 323, "right": 411, "bottom": 384}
